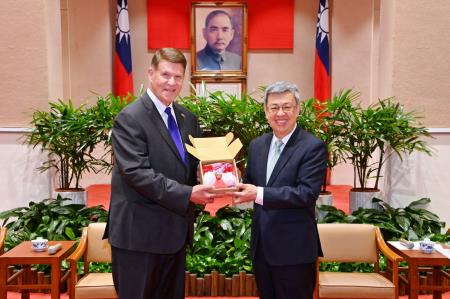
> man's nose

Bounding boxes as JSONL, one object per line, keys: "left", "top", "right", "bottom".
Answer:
{"left": 167, "top": 76, "right": 176, "bottom": 85}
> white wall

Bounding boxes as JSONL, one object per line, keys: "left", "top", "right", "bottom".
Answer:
{"left": 0, "top": 132, "right": 51, "bottom": 211}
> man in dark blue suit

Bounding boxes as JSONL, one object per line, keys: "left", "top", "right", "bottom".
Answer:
{"left": 106, "top": 48, "right": 215, "bottom": 299}
{"left": 233, "top": 81, "right": 328, "bottom": 299}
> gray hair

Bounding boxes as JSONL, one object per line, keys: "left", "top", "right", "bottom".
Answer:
{"left": 263, "top": 81, "right": 301, "bottom": 106}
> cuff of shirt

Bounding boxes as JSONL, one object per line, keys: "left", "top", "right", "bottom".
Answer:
{"left": 255, "top": 187, "right": 264, "bottom": 206}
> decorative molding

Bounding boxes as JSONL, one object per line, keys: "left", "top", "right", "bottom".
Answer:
{"left": 427, "top": 128, "right": 450, "bottom": 134}
{"left": 0, "top": 127, "right": 32, "bottom": 133}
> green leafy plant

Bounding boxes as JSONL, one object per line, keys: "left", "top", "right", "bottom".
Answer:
{"left": 179, "top": 90, "right": 270, "bottom": 169}
{"left": 340, "top": 98, "right": 432, "bottom": 190}
{"left": 85, "top": 93, "right": 134, "bottom": 173}
{"left": 318, "top": 198, "right": 445, "bottom": 241}
{"left": 298, "top": 90, "right": 358, "bottom": 192}
{"left": 186, "top": 206, "right": 253, "bottom": 277}
{"left": 25, "top": 94, "right": 133, "bottom": 189}
{"left": 0, "top": 195, "right": 108, "bottom": 251}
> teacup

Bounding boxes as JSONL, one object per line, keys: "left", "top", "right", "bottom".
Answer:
{"left": 419, "top": 239, "right": 434, "bottom": 254}
{"left": 31, "top": 237, "right": 48, "bottom": 252}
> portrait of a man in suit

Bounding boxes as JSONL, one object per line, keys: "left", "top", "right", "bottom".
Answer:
{"left": 196, "top": 9, "right": 242, "bottom": 71}
{"left": 233, "top": 81, "right": 328, "bottom": 299}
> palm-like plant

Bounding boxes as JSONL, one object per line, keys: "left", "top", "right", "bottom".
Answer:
{"left": 25, "top": 94, "right": 133, "bottom": 189}
{"left": 298, "top": 89, "right": 358, "bottom": 192}
{"left": 179, "top": 90, "right": 270, "bottom": 169}
{"left": 341, "top": 97, "right": 432, "bottom": 189}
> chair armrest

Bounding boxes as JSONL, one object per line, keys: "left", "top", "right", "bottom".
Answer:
{"left": 0, "top": 227, "right": 6, "bottom": 255}
{"left": 375, "top": 227, "right": 401, "bottom": 299}
{"left": 68, "top": 227, "right": 88, "bottom": 263}
{"left": 67, "top": 227, "right": 88, "bottom": 299}
{"left": 375, "top": 227, "right": 402, "bottom": 263}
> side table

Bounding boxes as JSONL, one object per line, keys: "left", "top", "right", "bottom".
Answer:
{"left": 388, "top": 242, "right": 450, "bottom": 299}
{"left": 0, "top": 240, "right": 76, "bottom": 299}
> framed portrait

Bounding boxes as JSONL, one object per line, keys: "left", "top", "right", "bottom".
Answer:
{"left": 191, "top": 1, "right": 247, "bottom": 78}
{"left": 192, "top": 78, "right": 246, "bottom": 99}
{"left": 200, "top": 159, "right": 239, "bottom": 193}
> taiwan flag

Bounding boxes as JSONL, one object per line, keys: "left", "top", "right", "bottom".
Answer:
{"left": 314, "top": 0, "right": 330, "bottom": 102}
{"left": 114, "top": 0, "right": 133, "bottom": 97}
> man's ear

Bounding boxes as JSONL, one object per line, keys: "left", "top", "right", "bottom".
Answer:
{"left": 202, "top": 28, "right": 207, "bottom": 41}
{"left": 147, "top": 67, "right": 154, "bottom": 82}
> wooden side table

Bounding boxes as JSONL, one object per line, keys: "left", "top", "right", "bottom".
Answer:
{"left": 388, "top": 243, "right": 450, "bottom": 299}
{"left": 0, "top": 240, "right": 76, "bottom": 299}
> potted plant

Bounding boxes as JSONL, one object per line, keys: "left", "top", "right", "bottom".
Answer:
{"left": 25, "top": 94, "right": 130, "bottom": 204}
{"left": 179, "top": 89, "right": 270, "bottom": 172}
{"left": 340, "top": 97, "right": 432, "bottom": 212}
{"left": 298, "top": 90, "right": 358, "bottom": 219}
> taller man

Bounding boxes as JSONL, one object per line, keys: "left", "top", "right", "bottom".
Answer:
{"left": 106, "top": 48, "right": 215, "bottom": 299}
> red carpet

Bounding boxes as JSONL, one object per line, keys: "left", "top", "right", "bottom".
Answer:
{"left": 85, "top": 184, "right": 352, "bottom": 215}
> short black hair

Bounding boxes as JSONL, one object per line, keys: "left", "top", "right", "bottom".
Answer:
{"left": 204, "top": 10, "right": 233, "bottom": 29}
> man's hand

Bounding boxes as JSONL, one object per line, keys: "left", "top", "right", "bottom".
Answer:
{"left": 232, "top": 183, "right": 258, "bottom": 204}
{"left": 190, "top": 184, "right": 215, "bottom": 205}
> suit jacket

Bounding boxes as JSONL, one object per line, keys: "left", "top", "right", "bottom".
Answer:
{"left": 244, "top": 127, "right": 328, "bottom": 266}
{"left": 196, "top": 45, "right": 241, "bottom": 71}
{"left": 105, "top": 92, "right": 200, "bottom": 254}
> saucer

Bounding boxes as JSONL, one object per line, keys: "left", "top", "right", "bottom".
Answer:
{"left": 31, "top": 247, "right": 47, "bottom": 252}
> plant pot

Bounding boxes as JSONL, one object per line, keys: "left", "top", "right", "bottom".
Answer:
{"left": 349, "top": 188, "right": 380, "bottom": 213}
{"left": 53, "top": 189, "right": 87, "bottom": 205}
{"left": 316, "top": 192, "right": 333, "bottom": 221}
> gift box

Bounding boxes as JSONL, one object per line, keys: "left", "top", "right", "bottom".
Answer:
{"left": 186, "top": 133, "right": 242, "bottom": 193}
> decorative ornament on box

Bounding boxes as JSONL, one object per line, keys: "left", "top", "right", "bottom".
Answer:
{"left": 186, "top": 132, "right": 242, "bottom": 194}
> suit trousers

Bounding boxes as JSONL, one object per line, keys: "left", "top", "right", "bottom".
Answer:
{"left": 253, "top": 243, "right": 317, "bottom": 299}
{"left": 111, "top": 245, "right": 185, "bottom": 299}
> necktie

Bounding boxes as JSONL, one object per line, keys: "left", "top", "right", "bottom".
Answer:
{"left": 164, "top": 107, "right": 185, "bottom": 163}
{"left": 266, "top": 139, "right": 283, "bottom": 183}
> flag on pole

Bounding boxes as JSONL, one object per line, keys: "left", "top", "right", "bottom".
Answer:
{"left": 114, "top": 0, "right": 133, "bottom": 97}
{"left": 314, "top": 0, "right": 330, "bottom": 102}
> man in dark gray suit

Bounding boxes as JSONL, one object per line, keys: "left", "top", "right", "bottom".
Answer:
{"left": 106, "top": 48, "right": 215, "bottom": 299}
{"left": 233, "top": 81, "right": 328, "bottom": 299}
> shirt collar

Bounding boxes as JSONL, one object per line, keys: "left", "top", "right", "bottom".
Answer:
{"left": 146, "top": 88, "right": 174, "bottom": 116}
{"left": 271, "top": 124, "right": 297, "bottom": 148}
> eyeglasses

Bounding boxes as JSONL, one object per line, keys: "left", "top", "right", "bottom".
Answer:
{"left": 267, "top": 105, "right": 297, "bottom": 114}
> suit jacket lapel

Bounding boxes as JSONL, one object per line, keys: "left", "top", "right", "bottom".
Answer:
{"left": 141, "top": 94, "right": 186, "bottom": 167}
{"left": 267, "top": 127, "right": 302, "bottom": 186}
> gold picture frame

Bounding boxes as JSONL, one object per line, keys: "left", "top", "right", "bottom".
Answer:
{"left": 192, "top": 77, "right": 246, "bottom": 98}
{"left": 191, "top": 1, "right": 247, "bottom": 79}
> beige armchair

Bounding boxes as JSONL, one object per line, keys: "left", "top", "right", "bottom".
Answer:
{"left": 68, "top": 223, "right": 117, "bottom": 299}
{"left": 0, "top": 227, "right": 6, "bottom": 254}
{"left": 315, "top": 223, "right": 402, "bottom": 299}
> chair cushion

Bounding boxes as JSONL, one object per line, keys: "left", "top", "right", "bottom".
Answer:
{"left": 86, "top": 223, "right": 112, "bottom": 262}
{"left": 318, "top": 224, "right": 378, "bottom": 263}
{"left": 75, "top": 273, "right": 117, "bottom": 298}
{"left": 319, "top": 272, "right": 395, "bottom": 298}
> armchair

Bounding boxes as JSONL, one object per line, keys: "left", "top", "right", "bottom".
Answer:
{"left": 315, "top": 223, "right": 402, "bottom": 299}
{"left": 68, "top": 223, "right": 117, "bottom": 299}
{"left": 0, "top": 227, "right": 6, "bottom": 254}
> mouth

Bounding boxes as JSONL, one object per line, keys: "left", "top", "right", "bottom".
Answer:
{"left": 274, "top": 119, "right": 288, "bottom": 126}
